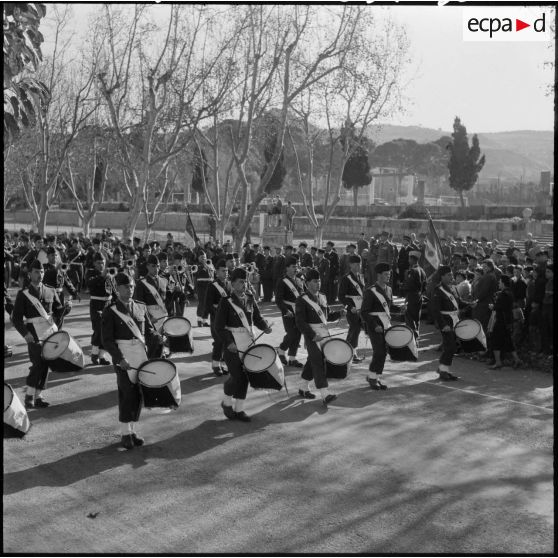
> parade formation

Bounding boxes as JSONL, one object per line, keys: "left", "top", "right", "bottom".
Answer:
{"left": 4, "top": 226, "right": 553, "bottom": 447}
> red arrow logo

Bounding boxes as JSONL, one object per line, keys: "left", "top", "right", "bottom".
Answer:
{"left": 516, "top": 19, "right": 530, "bottom": 31}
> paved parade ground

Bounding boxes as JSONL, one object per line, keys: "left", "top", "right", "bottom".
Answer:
{"left": 3, "top": 297, "right": 553, "bottom": 554}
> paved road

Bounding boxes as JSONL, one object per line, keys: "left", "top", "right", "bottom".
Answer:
{"left": 3, "top": 298, "right": 553, "bottom": 553}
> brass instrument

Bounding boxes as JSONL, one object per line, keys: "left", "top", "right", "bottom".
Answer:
{"left": 126, "top": 259, "right": 134, "bottom": 268}
{"left": 5, "top": 246, "right": 13, "bottom": 255}
{"left": 107, "top": 267, "right": 117, "bottom": 276}
{"left": 60, "top": 263, "right": 69, "bottom": 273}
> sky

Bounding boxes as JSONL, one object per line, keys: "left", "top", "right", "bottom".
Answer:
{"left": 39, "top": 3, "right": 554, "bottom": 135}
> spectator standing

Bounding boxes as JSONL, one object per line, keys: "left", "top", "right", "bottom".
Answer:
{"left": 285, "top": 201, "right": 296, "bottom": 232}
{"left": 357, "top": 233, "right": 369, "bottom": 255}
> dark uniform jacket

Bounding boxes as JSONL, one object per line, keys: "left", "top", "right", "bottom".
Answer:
{"left": 324, "top": 250, "right": 340, "bottom": 279}
{"left": 338, "top": 271, "right": 365, "bottom": 310}
{"left": 272, "top": 254, "right": 286, "bottom": 285}
{"left": 87, "top": 270, "right": 114, "bottom": 307}
{"left": 404, "top": 265, "right": 427, "bottom": 295}
{"left": 12, "top": 283, "right": 65, "bottom": 342}
{"left": 430, "top": 284, "right": 469, "bottom": 331}
{"left": 275, "top": 275, "right": 303, "bottom": 316}
{"left": 361, "top": 283, "right": 396, "bottom": 332}
{"left": 299, "top": 252, "right": 314, "bottom": 270}
{"left": 134, "top": 274, "right": 169, "bottom": 306}
{"left": 295, "top": 292, "right": 342, "bottom": 342}
{"left": 259, "top": 255, "right": 274, "bottom": 280}
{"left": 214, "top": 292, "right": 268, "bottom": 347}
{"left": 101, "top": 299, "right": 158, "bottom": 364}
{"left": 317, "top": 257, "right": 330, "bottom": 285}
{"left": 204, "top": 279, "right": 231, "bottom": 320}
{"left": 43, "top": 264, "right": 77, "bottom": 298}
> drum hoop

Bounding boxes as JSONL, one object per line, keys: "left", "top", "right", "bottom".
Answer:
{"left": 455, "top": 319, "right": 481, "bottom": 340}
{"left": 243, "top": 344, "right": 277, "bottom": 373}
{"left": 385, "top": 326, "right": 413, "bottom": 348}
{"left": 322, "top": 338, "right": 353, "bottom": 364}
{"left": 4, "top": 383, "right": 14, "bottom": 412}
{"left": 138, "top": 358, "right": 177, "bottom": 387}
{"left": 42, "top": 330, "right": 71, "bottom": 359}
{"left": 162, "top": 317, "right": 191, "bottom": 336}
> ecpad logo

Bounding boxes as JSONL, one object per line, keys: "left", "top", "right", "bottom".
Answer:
{"left": 463, "top": 8, "right": 551, "bottom": 42}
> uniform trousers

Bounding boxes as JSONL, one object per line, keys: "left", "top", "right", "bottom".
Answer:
{"left": 90, "top": 303, "right": 105, "bottom": 349}
{"left": 300, "top": 338, "right": 328, "bottom": 389}
{"left": 26, "top": 342, "right": 50, "bottom": 390}
{"left": 279, "top": 315, "right": 301, "bottom": 356}
{"left": 326, "top": 280, "right": 338, "bottom": 304}
{"left": 346, "top": 311, "right": 362, "bottom": 349}
{"left": 439, "top": 330, "right": 457, "bottom": 367}
{"left": 368, "top": 330, "right": 387, "bottom": 374}
{"left": 405, "top": 292, "right": 422, "bottom": 340}
{"left": 261, "top": 279, "right": 274, "bottom": 302}
{"left": 210, "top": 321, "right": 224, "bottom": 362}
{"left": 223, "top": 349, "right": 249, "bottom": 400}
{"left": 115, "top": 367, "right": 142, "bottom": 423}
{"left": 196, "top": 283, "right": 210, "bottom": 319}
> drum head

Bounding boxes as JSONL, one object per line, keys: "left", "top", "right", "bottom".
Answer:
{"left": 322, "top": 338, "right": 353, "bottom": 366}
{"left": 42, "top": 331, "right": 70, "bottom": 360}
{"left": 455, "top": 319, "right": 481, "bottom": 341}
{"left": 385, "top": 326, "right": 413, "bottom": 348}
{"left": 138, "top": 359, "right": 177, "bottom": 387}
{"left": 4, "top": 383, "right": 14, "bottom": 412}
{"left": 163, "top": 317, "right": 191, "bottom": 337}
{"left": 243, "top": 344, "right": 277, "bottom": 372}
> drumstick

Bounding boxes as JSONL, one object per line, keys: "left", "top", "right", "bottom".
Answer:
{"left": 237, "top": 350, "right": 263, "bottom": 359}
{"left": 323, "top": 331, "right": 346, "bottom": 339}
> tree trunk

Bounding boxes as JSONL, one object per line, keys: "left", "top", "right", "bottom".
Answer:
{"left": 83, "top": 218, "right": 91, "bottom": 237}
{"left": 38, "top": 195, "right": 48, "bottom": 237}
{"left": 353, "top": 187, "right": 358, "bottom": 216}
{"left": 313, "top": 224, "right": 324, "bottom": 247}
{"left": 122, "top": 196, "right": 143, "bottom": 239}
{"left": 215, "top": 219, "right": 225, "bottom": 244}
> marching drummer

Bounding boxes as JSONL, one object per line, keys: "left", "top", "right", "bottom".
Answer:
{"left": 215, "top": 267, "right": 271, "bottom": 422}
{"left": 430, "top": 265, "right": 477, "bottom": 381}
{"left": 102, "top": 273, "right": 164, "bottom": 450}
{"left": 361, "top": 262, "right": 396, "bottom": 390}
{"left": 295, "top": 268, "right": 344, "bottom": 405}
{"left": 133, "top": 255, "right": 170, "bottom": 333}
{"left": 11, "top": 259, "right": 71, "bottom": 409}
{"left": 203, "top": 259, "right": 231, "bottom": 376}
{"left": 338, "top": 254, "right": 365, "bottom": 363}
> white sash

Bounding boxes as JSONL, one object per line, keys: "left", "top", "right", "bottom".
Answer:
{"left": 110, "top": 305, "right": 146, "bottom": 345}
{"left": 302, "top": 294, "right": 328, "bottom": 325}
{"left": 141, "top": 278, "right": 168, "bottom": 329}
{"left": 227, "top": 298, "right": 254, "bottom": 346}
{"left": 347, "top": 274, "right": 364, "bottom": 297}
{"left": 438, "top": 286, "right": 460, "bottom": 327}
{"left": 213, "top": 281, "right": 228, "bottom": 298}
{"left": 283, "top": 277, "right": 300, "bottom": 299}
{"left": 370, "top": 286, "right": 392, "bottom": 330}
{"left": 23, "top": 289, "right": 58, "bottom": 341}
{"left": 141, "top": 278, "right": 167, "bottom": 311}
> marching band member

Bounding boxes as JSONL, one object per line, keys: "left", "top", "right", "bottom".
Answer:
{"left": 430, "top": 265, "right": 477, "bottom": 381}
{"left": 295, "top": 268, "right": 344, "bottom": 404}
{"left": 361, "top": 262, "right": 396, "bottom": 390}
{"left": 12, "top": 260, "right": 70, "bottom": 409}
{"left": 102, "top": 273, "right": 164, "bottom": 450}
{"left": 323, "top": 241, "right": 340, "bottom": 304}
{"left": 203, "top": 259, "right": 231, "bottom": 376}
{"left": 403, "top": 250, "right": 426, "bottom": 345}
{"left": 338, "top": 254, "right": 365, "bottom": 363}
{"left": 215, "top": 267, "right": 271, "bottom": 422}
{"left": 194, "top": 251, "right": 214, "bottom": 327}
{"left": 133, "top": 255, "right": 169, "bottom": 332}
{"left": 43, "top": 247, "right": 78, "bottom": 329}
{"left": 275, "top": 256, "right": 304, "bottom": 368}
{"left": 86, "top": 253, "right": 113, "bottom": 365}
{"left": 259, "top": 246, "right": 275, "bottom": 303}
{"left": 297, "top": 242, "right": 314, "bottom": 272}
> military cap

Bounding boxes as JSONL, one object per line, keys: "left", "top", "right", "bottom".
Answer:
{"left": 146, "top": 255, "right": 159, "bottom": 265}
{"left": 310, "top": 246, "right": 317, "bottom": 251}
{"left": 284, "top": 245, "right": 294, "bottom": 251}
{"left": 409, "top": 251, "right": 421, "bottom": 259}
{"left": 317, "top": 248, "right": 325, "bottom": 254}
{"left": 115, "top": 272, "right": 132, "bottom": 286}
{"left": 46, "top": 246, "right": 56, "bottom": 255}
{"left": 230, "top": 267, "right": 247, "bottom": 281}
{"left": 299, "top": 242, "right": 308, "bottom": 248}
{"left": 326, "top": 241, "right": 335, "bottom": 247}
{"left": 305, "top": 268, "right": 320, "bottom": 281}
{"left": 263, "top": 246, "right": 271, "bottom": 251}
{"left": 348, "top": 255, "right": 361, "bottom": 264}
{"left": 381, "top": 231, "right": 389, "bottom": 237}
{"left": 285, "top": 256, "right": 298, "bottom": 267}
{"left": 480, "top": 236, "right": 488, "bottom": 242}
{"left": 30, "top": 259, "right": 44, "bottom": 270}
{"left": 215, "top": 259, "right": 227, "bottom": 269}
{"left": 347, "top": 243, "right": 356, "bottom": 249}
{"left": 374, "top": 262, "right": 391, "bottom": 274}
{"left": 438, "top": 265, "right": 452, "bottom": 276}
{"left": 225, "top": 254, "right": 235, "bottom": 261}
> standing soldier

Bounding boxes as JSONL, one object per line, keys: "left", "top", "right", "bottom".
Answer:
{"left": 324, "top": 241, "right": 340, "bottom": 304}
{"left": 338, "top": 254, "right": 365, "bottom": 363}
{"left": 316, "top": 248, "right": 330, "bottom": 297}
{"left": 376, "top": 231, "right": 397, "bottom": 287}
{"left": 275, "top": 256, "right": 304, "bottom": 367}
{"left": 193, "top": 251, "right": 214, "bottom": 327}
{"left": 203, "top": 259, "right": 231, "bottom": 376}
{"left": 12, "top": 260, "right": 71, "bottom": 408}
{"left": 404, "top": 250, "right": 426, "bottom": 345}
{"left": 86, "top": 253, "right": 113, "bottom": 365}
{"left": 259, "top": 246, "right": 275, "bottom": 303}
{"left": 397, "top": 235, "right": 413, "bottom": 295}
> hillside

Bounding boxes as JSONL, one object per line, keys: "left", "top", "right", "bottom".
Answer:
{"left": 366, "top": 124, "right": 553, "bottom": 182}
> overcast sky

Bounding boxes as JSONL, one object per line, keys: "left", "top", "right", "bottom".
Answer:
{"left": 40, "top": 3, "right": 554, "bottom": 135}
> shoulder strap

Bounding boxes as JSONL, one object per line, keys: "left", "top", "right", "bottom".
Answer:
{"left": 110, "top": 305, "right": 146, "bottom": 344}
{"left": 302, "top": 294, "right": 327, "bottom": 324}
{"left": 22, "top": 289, "right": 51, "bottom": 320}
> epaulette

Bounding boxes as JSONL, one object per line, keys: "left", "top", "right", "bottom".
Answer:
{"left": 132, "top": 299, "right": 146, "bottom": 306}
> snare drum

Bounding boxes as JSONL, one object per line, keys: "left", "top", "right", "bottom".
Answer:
{"left": 4, "top": 383, "right": 31, "bottom": 438}
{"left": 41, "top": 331, "right": 85, "bottom": 372}
{"left": 321, "top": 338, "right": 353, "bottom": 379}
{"left": 242, "top": 344, "right": 284, "bottom": 391}
{"left": 138, "top": 359, "right": 181, "bottom": 409}
{"left": 385, "top": 325, "right": 418, "bottom": 362}
{"left": 162, "top": 317, "right": 194, "bottom": 353}
{"left": 454, "top": 319, "right": 487, "bottom": 353}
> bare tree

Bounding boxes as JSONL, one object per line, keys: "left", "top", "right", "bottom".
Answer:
{"left": 287, "top": 12, "right": 410, "bottom": 246}
{"left": 95, "top": 5, "right": 239, "bottom": 239}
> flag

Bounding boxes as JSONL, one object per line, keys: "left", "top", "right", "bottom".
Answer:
{"left": 184, "top": 206, "right": 199, "bottom": 248}
{"left": 421, "top": 214, "right": 444, "bottom": 277}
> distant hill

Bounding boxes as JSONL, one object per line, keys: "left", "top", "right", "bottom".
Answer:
{"left": 366, "top": 124, "right": 553, "bottom": 182}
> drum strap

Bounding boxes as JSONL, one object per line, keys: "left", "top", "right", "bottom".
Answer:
{"left": 213, "top": 281, "right": 228, "bottom": 298}
{"left": 110, "top": 306, "right": 145, "bottom": 344}
{"left": 22, "top": 288, "right": 52, "bottom": 322}
{"left": 227, "top": 299, "right": 254, "bottom": 340}
{"left": 438, "top": 286, "right": 459, "bottom": 310}
{"left": 283, "top": 277, "right": 301, "bottom": 300}
{"left": 370, "top": 288, "right": 392, "bottom": 318}
{"left": 302, "top": 295, "right": 328, "bottom": 325}
{"left": 141, "top": 278, "right": 166, "bottom": 311}
{"left": 347, "top": 274, "right": 364, "bottom": 297}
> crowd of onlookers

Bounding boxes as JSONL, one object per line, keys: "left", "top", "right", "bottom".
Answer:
{"left": 4, "top": 226, "right": 554, "bottom": 362}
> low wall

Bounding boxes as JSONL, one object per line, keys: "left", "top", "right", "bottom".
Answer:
{"left": 5, "top": 209, "right": 553, "bottom": 243}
